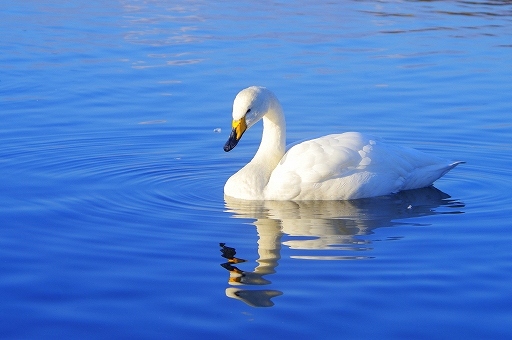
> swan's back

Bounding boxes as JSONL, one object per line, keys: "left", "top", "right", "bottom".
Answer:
{"left": 265, "top": 132, "right": 461, "bottom": 200}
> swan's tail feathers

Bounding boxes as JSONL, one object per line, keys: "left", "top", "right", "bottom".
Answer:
{"left": 449, "top": 161, "right": 465, "bottom": 168}
{"left": 436, "top": 160, "right": 465, "bottom": 180}
{"left": 438, "top": 160, "right": 465, "bottom": 179}
{"left": 402, "top": 160, "right": 464, "bottom": 191}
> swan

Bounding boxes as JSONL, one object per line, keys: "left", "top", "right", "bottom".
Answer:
{"left": 223, "top": 86, "right": 462, "bottom": 200}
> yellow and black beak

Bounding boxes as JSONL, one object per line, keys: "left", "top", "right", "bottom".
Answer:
{"left": 224, "top": 117, "right": 247, "bottom": 152}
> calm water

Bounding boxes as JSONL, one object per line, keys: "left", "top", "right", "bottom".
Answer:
{"left": 1, "top": 0, "right": 512, "bottom": 338}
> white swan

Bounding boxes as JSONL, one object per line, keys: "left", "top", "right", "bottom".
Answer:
{"left": 223, "top": 86, "right": 462, "bottom": 200}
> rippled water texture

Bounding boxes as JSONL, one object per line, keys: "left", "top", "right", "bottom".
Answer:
{"left": 1, "top": 0, "right": 512, "bottom": 339}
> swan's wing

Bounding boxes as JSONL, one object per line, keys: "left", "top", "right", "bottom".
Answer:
{"left": 280, "top": 132, "right": 372, "bottom": 182}
{"left": 266, "top": 132, "right": 455, "bottom": 200}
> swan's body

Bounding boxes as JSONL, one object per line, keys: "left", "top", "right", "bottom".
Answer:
{"left": 223, "top": 86, "right": 462, "bottom": 200}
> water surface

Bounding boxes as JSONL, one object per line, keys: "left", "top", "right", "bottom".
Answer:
{"left": 1, "top": 0, "right": 512, "bottom": 338}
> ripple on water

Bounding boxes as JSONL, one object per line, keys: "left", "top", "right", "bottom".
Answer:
{"left": 451, "top": 145, "right": 512, "bottom": 215}
{"left": 1, "top": 129, "right": 229, "bottom": 224}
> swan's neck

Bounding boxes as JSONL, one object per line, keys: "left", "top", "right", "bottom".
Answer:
{"left": 225, "top": 96, "right": 286, "bottom": 200}
{"left": 251, "top": 102, "right": 286, "bottom": 176}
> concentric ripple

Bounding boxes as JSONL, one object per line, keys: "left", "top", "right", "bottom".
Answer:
{"left": 1, "top": 128, "right": 231, "bottom": 225}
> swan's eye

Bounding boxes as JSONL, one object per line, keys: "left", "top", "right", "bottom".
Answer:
{"left": 246, "top": 108, "right": 251, "bottom": 114}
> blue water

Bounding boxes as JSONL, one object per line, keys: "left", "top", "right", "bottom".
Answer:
{"left": 1, "top": 0, "right": 512, "bottom": 338}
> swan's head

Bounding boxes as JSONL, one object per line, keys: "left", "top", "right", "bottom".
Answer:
{"left": 224, "top": 86, "right": 274, "bottom": 152}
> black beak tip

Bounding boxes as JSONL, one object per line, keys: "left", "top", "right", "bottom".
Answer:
{"left": 224, "top": 130, "right": 239, "bottom": 152}
{"left": 224, "top": 139, "right": 238, "bottom": 152}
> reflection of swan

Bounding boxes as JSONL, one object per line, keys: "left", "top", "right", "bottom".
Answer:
{"left": 223, "top": 86, "right": 463, "bottom": 200}
{"left": 221, "top": 188, "right": 464, "bottom": 306}
{"left": 225, "top": 187, "right": 464, "bottom": 258}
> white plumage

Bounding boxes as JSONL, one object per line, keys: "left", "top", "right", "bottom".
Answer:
{"left": 223, "top": 86, "right": 462, "bottom": 200}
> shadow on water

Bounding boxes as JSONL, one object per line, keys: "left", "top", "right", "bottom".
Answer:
{"left": 220, "top": 186, "right": 464, "bottom": 307}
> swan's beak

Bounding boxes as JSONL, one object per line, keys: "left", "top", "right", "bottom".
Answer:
{"left": 224, "top": 117, "right": 247, "bottom": 152}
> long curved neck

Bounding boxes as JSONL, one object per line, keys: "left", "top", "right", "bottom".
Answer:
{"left": 252, "top": 100, "right": 286, "bottom": 176}
{"left": 224, "top": 90, "right": 286, "bottom": 200}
